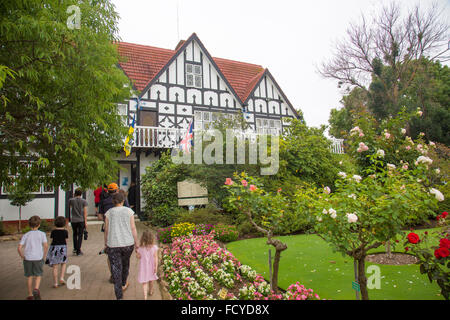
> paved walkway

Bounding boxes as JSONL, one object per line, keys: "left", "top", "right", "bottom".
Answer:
{"left": 0, "top": 220, "right": 162, "bottom": 300}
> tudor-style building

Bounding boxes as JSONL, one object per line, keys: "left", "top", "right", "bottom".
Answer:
{"left": 0, "top": 33, "right": 300, "bottom": 223}
{"left": 115, "top": 33, "right": 300, "bottom": 215}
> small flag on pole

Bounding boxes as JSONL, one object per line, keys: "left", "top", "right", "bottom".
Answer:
{"left": 124, "top": 113, "right": 136, "bottom": 157}
{"left": 179, "top": 120, "right": 194, "bottom": 154}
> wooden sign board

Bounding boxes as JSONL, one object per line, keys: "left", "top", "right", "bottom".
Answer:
{"left": 177, "top": 180, "right": 208, "bottom": 206}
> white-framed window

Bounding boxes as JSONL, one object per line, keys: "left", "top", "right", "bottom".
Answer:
{"left": 194, "top": 111, "right": 239, "bottom": 130}
{"left": 256, "top": 118, "right": 281, "bottom": 135}
{"left": 186, "top": 63, "right": 202, "bottom": 88}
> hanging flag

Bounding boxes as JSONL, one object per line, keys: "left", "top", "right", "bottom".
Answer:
{"left": 124, "top": 113, "right": 136, "bottom": 157}
{"left": 179, "top": 119, "right": 194, "bottom": 154}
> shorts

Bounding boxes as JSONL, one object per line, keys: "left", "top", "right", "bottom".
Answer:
{"left": 23, "top": 259, "right": 44, "bottom": 277}
{"left": 95, "top": 202, "right": 100, "bottom": 208}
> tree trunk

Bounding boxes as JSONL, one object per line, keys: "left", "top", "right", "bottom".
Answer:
{"left": 271, "top": 249, "right": 282, "bottom": 293}
{"left": 386, "top": 240, "right": 392, "bottom": 258}
{"left": 357, "top": 256, "right": 369, "bottom": 300}
{"left": 18, "top": 206, "right": 22, "bottom": 233}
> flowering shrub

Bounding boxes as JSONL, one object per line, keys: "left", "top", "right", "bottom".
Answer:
{"left": 157, "top": 226, "right": 173, "bottom": 244}
{"left": 309, "top": 109, "right": 443, "bottom": 300}
{"left": 213, "top": 223, "right": 239, "bottom": 242}
{"left": 171, "top": 222, "right": 196, "bottom": 238}
{"left": 284, "top": 282, "right": 321, "bottom": 300}
{"left": 193, "top": 223, "right": 214, "bottom": 236}
{"left": 161, "top": 234, "right": 321, "bottom": 300}
{"left": 407, "top": 214, "right": 449, "bottom": 300}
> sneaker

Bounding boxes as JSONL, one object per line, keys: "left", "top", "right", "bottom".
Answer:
{"left": 76, "top": 251, "right": 84, "bottom": 256}
{"left": 26, "top": 296, "right": 33, "bottom": 300}
{"left": 73, "top": 249, "right": 77, "bottom": 254}
{"left": 32, "top": 289, "right": 41, "bottom": 300}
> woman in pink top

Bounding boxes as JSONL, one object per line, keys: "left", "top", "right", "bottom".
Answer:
{"left": 136, "top": 230, "right": 158, "bottom": 300}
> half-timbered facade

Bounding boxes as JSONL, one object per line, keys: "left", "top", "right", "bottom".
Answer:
{"left": 0, "top": 33, "right": 300, "bottom": 222}
{"left": 115, "top": 33, "right": 300, "bottom": 215}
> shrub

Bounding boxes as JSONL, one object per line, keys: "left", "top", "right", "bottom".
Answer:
{"left": 148, "top": 205, "right": 181, "bottom": 227}
{"left": 193, "top": 223, "right": 214, "bottom": 236}
{"left": 213, "top": 223, "right": 239, "bottom": 242}
{"left": 176, "top": 206, "right": 233, "bottom": 225}
{"left": 141, "top": 151, "right": 188, "bottom": 226}
{"left": 39, "top": 219, "right": 52, "bottom": 232}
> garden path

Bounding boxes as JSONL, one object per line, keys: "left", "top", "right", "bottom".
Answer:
{"left": 0, "top": 221, "right": 163, "bottom": 300}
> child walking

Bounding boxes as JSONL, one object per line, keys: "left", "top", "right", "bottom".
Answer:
{"left": 136, "top": 230, "right": 158, "bottom": 300}
{"left": 18, "top": 215, "right": 48, "bottom": 300}
{"left": 45, "top": 216, "right": 68, "bottom": 288}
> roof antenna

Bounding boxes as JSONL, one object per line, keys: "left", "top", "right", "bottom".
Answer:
{"left": 176, "top": 0, "right": 180, "bottom": 41}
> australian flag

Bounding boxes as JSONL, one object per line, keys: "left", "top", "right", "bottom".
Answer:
{"left": 179, "top": 120, "right": 194, "bottom": 154}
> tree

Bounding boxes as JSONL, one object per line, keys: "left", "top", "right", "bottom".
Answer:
{"left": 224, "top": 173, "right": 291, "bottom": 293}
{"left": 0, "top": 0, "right": 132, "bottom": 191}
{"left": 320, "top": 2, "right": 448, "bottom": 93}
{"left": 8, "top": 184, "right": 35, "bottom": 232}
{"left": 268, "top": 119, "right": 339, "bottom": 194}
{"left": 320, "top": 2, "right": 449, "bottom": 142}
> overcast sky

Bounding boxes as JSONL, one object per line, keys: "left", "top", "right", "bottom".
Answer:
{"left": 111, "top": 0, "right": 449, "bottom": 132}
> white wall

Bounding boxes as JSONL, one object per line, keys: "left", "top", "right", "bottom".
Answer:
{"left": 0, "top": 197, "right": 55, "bottom": 221}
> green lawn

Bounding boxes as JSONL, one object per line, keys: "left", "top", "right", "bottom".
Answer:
{"left": 226, "top": 229, "right": 445, "bottom": 300}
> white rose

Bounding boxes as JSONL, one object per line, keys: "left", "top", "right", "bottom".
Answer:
{"left": 338, "top": 172, "right": 347, "bottom": 179}
{"left": 353, "top": 175, "right": 362, "bottom": 183}
{"left": 417, "top": 156, "right": 433, "bottom": 165}
{"left": 430, "top": 188, "right": 445, "bottom": 202}
{"left": 435, "top": 168, "right": 440, "bottom": 174}
{"left": 401, "top": 128, "right": 406, "bottom": 135}
{"left": 324, "top": 186, "right": 331, "bottom": 195}
{"left": 330, "top": 212, "right": 337, "bottom": 219}
{"left": 329, "top": 208, "right": 337, "bottom": 216}
{"left": 346, "top": 213, "right": 358, "bottom": 223}
{"left": 376, "top": 149, "right": 385, "bottom": 158}
{"left": 387, "top": 163, "right": 396, "bottom": 170}
{"left": 323, "top": 209, "right": 328, "bottom": 214}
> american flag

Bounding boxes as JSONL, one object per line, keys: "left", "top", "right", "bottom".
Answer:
{"left": 179, "top": 120, "right": 194, "bottom": 154}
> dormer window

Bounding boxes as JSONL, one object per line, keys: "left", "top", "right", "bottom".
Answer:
{"left": 186, "top": 63, "right": 202, "bottom": 88}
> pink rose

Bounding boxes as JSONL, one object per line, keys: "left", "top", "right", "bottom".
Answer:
{"left": 241, "top": 180, "right": 248, "bottom": 187}
{"left": 249, "top": 185, "right": 257, "bottom": 192}
{"left": 405, "top": 146, "right": 411, "bottom": 150}
{"left": 225, "top": 178, "right": 233, "bottom": 185}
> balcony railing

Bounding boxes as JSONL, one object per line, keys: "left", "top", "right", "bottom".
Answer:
{"left": 134, "top": 126, "right": 184, "bottom": 148}
{"left": 329, "top": 138, "right": 345, "bottom": 154}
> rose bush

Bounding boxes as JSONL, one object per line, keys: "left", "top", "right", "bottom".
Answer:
{"left": 407, "top": 214, "right": 449, "bottom": 300}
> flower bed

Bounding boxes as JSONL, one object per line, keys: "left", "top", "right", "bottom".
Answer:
{"left": 161, "top": 233, "right": 322, "bottom": 300}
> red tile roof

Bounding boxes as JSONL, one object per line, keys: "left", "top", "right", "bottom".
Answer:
{"left": 116, "top": 42, "right": 174, "bottom": 92}
{"left": 116, "top": 41, "right": 265, "bottom": 103}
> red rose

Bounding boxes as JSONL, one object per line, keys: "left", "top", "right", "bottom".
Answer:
{"left": 434, "top": 247, "right": 450, "bottom": 259}
{"left": 407, "top": 232, "right": 420, "bottom": 244}
{"left": 442, "top": 212, "right": 448, "bottom": 218}
{"left": 439, "top": 238, "right": 450, "bottom": 249}
{"left": 437, "top": 215, "right": 442, "bottom": 221}
{"left": 405, "top": 247, "right": 409, "bottom": 252}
